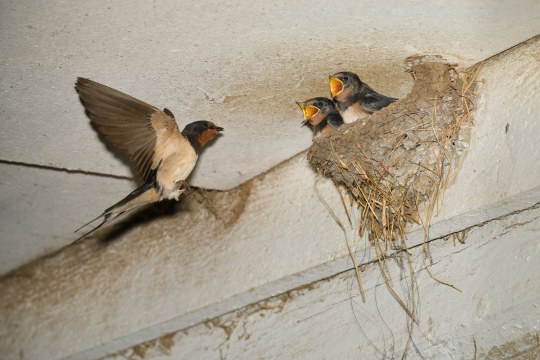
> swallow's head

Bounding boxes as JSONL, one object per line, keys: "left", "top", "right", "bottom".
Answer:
{"left": 329, "top": 71, "right": 362, "bottom": 100}
{"left": 296, "top": 97, "right": 337, "bottom": 128}
{"left": 182, "top": 120, "right": 223, "bottom": 152}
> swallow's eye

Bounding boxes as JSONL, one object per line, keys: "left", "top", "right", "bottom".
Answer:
{"left": 317, "top": 101, "right": 324, "bottom": 107}
{"left": 343, "top": 76, "right": 349, "bottom": 82}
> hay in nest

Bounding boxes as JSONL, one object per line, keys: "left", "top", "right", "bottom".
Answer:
{"left": 308, "top": 61, "right": 479, "bottom": 248}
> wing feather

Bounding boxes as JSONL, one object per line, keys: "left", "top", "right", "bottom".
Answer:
{"left": 361, "top": 89, "right": 397, "bottom": 113}
{"left": 75, "top": 78, "right": 181, "bottom": 181}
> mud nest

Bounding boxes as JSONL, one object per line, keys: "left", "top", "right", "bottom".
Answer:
{"left": 308, "top": 61, "right": 479, "bottom": 247}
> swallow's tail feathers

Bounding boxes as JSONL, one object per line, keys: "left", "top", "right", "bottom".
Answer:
{"left": 73, "top": 211, "right": 124, "bottom": 242}
{"left": 74, "top": 183, "right": 161, "bottom": 241}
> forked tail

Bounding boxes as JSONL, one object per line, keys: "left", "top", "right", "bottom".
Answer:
{"left": 74, "top": 182, "right": 161, "bottom": 241}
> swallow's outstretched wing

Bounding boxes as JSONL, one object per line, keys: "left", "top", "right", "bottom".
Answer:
{"left": 75, "top": 78, "right": 182, "bottom": 182}
{"left": 74, "top": 79, "right": 223, "bottom": 241}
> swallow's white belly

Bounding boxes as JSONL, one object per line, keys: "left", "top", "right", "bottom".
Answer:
{"left": 156, "top": 138, "right": 198, "bottom": 200}
{"left": 341, "top": 103, "right": 370, "bottom": 124}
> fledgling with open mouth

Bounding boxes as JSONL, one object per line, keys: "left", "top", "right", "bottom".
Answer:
{"left": 329, "top": 71, "right": 397, "bottom": 124}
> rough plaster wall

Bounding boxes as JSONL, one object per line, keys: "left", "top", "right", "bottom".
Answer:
{"left": 434, "top": 36, "right": 540, "bottom": 222}
{"left": 0, "top": 27, "right": 539, "bottom": 360}
{"left": 108, "top": 205, "right": 540, "bottom": 360}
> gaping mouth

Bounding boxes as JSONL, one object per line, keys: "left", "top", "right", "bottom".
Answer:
{"left": 296, "top": 102, "right": 320, "bottom": 123}
{"left": 329, "top": 76, "right": 344, "bottom": 97}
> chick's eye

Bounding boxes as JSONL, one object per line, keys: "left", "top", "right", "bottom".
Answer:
{"left": 343, "top": 76, "right": 349, "bottom": 82}
{"left": 317, "top": 101, "right": 324, "bottom": 107}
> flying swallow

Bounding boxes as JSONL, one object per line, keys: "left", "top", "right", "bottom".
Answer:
{"left": 329, "top": 71, "right": 397, "bottom": 124}
{"left": 296, "top": 97, "right": 344, "bottom": 137}
{"left": 74, "top": 78, "right": 223, "bottom": 239}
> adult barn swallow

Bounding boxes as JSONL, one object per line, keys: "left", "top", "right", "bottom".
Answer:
{"left": 74, "top": 78, "right": 223, "bottom": 238}
{"left": 296, "top": 97, "right": 344, "bottom": 137}
{"left": 329, "top": 71, "right": 397, "bottom": 124}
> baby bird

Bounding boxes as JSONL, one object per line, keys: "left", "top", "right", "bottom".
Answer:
{"left": 329, "top": 71, "right": 397, "bottom": 124}
{"left": 296, "top": 97, "right": 344, "bottom": 137}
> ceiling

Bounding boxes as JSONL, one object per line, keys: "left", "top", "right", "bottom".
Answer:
{"left": 1, "top": 0, "right": 539, "bottom": 275}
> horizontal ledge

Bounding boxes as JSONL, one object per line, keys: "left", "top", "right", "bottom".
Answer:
{"left": 69, "top": 187, "right": 540, "bottom": 360}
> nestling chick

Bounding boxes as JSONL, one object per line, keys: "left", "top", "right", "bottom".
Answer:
{"left": 296, "top": 97, "right": 344, "bottom": 137}
{"left": 329, "top": 71, "right": 397, "bottom": 124}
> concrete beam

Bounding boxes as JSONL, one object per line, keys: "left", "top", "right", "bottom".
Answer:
{"left": 107, "top": 204, "right": 540, "bottom": 360}
{"left": 0, "top": 37, "right": 539, "bottom": 360}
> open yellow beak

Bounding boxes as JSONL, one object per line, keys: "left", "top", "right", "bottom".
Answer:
{"left": 329, "top": 76, "right": 344, "bottom": 97}
{"left": 296, "top": 102, "right": 320, "bottom": 123}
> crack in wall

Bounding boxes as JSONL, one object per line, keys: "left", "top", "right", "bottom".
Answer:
{"left": 0, "top": 159, "right": 134, "bottom": 181}
{"left": 0, "top": 149, "right": 310, "bottom": 191}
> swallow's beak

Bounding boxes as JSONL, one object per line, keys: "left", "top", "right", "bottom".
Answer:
{"left": 329, "top": 76, "right": 344, "bottom": 97}
{"left": 209, "top": 123, "right": 224, "bottom": 132}
{"left": 296, "top": 102, "right": 307, "bottom": 125}
{"left": 296, "top": 101, "right": 319, "bottom": 124}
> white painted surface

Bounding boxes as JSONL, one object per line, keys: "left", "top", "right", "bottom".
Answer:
{"left": 436, "top": 37, "right": 540, "bottom": 222}
{"left": 108, "top": 205, "right": 540, "bottom": 360}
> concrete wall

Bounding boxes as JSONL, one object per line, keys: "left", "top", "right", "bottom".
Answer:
{"left": 0, "top": 31, "right": 539, "bottom": 360}
{"left": 109, "top": 204, "right": 540, "bottom": 360}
